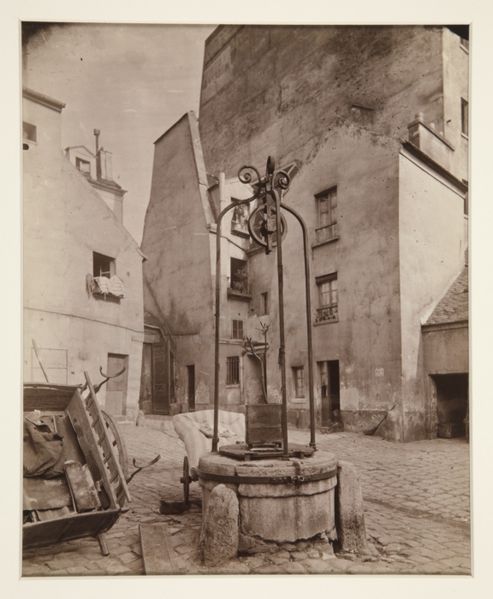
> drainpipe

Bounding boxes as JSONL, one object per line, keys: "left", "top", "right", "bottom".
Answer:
{"left": 94, "top": 128, "right": 102, "bottom": 180}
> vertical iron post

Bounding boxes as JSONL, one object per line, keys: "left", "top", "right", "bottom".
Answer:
{"left": 273, "top": 185, "right": 289, "bottom": 456}
{"left": 280, "top": 203, "right": 316, "bottom": 448}
{"left": 212, "top": 216, "right": 221, "bottom": 452}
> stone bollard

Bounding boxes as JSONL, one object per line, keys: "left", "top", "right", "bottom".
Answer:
{"left": 336, "top": 460, "right": 369, "bottom": 554}
{"left": 200, "top": 484, "right": 239, "bottom": 565}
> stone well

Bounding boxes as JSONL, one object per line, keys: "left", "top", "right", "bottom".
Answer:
{"left": 198, "top": 450, "right": 338, "bottom": 554}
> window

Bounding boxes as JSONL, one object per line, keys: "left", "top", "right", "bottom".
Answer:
{"left": 260, "top": 291, "right": 269, "bottom": 315}
{"left": 315, "top": 187, "right": 338, "bottom": 243}
{"left": 23, "top": 121, "right": 37, "bottom": 143}
{"left": 76, "top": 157, "right": 92, "bottom": 175}
{"left": 460, "top": 36, "right": 469, "bottom": 51}
{"left": 461, "top": 98, "right": 469, "bottom": 137}
{"left": 230, "top": 257, "right": 249, "bottom": 294}
{"left": 226, "top": 356, "right": 240, "bottom": 385}
{"left": 93, "top": 252, "right": 116, "bottom": 278}
{"left": 292, "top": 367, "right": 305, "bottom": 398}
{"left": 315, "top": 273, "right": 338, "bottom": 323}
{"left": 231, "top": 203, "right": 250, "bottom": 237}
{"left": 232, "top": 319, "right": 244, "bottom": 339}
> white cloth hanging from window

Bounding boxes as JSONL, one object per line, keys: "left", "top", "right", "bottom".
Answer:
{"left": 108, "top": 275, "right": 125, "bottom": 298}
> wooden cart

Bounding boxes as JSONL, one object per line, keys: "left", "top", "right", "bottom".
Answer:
{"left": 23, "top": 372, "right": 131, "bottom": 555}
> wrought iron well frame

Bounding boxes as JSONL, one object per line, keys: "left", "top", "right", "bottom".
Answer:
{"left": 212, "top": 157, "right": 316, "bottom": 456}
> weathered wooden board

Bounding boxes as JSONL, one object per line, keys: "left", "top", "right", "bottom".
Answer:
{"left": 246, "top": 404, "right": 283, "bottom": 446}
{"left": 23, "top": 477, "right": 72, "bottom": 511}
{"left": 65, "top": 461, "right": 101, "bottom": 512}
{"left": 139, "top": 523, "right": 176, "bottom": 575}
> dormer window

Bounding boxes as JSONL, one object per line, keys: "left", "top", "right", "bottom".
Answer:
{"left": 76, "top": 157, "right": 92, "bottom": 176}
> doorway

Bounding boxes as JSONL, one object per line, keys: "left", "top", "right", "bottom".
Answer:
{"left": 152, "top": 342, "right": 170, "bottom": 414}
{"left": 106, "top": 353, "right": 129, "bottom": 416}
{"left": 433, "top": 373, "right": 468, "bottom": 438}
{"left": 187, "top": 365, "right": 195, "bottom": 411}
{"left": 318, "top": 360, "right": 340, "bottom": 427}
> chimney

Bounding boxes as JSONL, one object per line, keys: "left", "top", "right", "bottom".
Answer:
{"left": 94, "top": 128, "right": 102, "bottom": 180}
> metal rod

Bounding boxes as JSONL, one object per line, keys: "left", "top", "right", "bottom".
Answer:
{"left": 274, "top": 187, "right": 289, "bottom": 457}
{"left": 280, "top": 202, "right": 316, "bottom": 448}
{"left": 32, "top": 339, "right": 49, "bottom": 383}
{"left": 213, "top": 214, "right": 222, "bottom": 453}
{"left": 213, "top": 199, "right": 256, "bottom": 452}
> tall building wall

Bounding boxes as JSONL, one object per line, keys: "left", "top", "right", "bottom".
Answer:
{"left": 244, "top": 128, "right": 403, "bottom": 435}
{"left": 141, "top": 113, "right": 216, "bottom": 408}
{"left": 199, "top": 25, "right": 445, "bottom": 178}
{"left": 23, "top": 92, "right": 144, "bottom": 418}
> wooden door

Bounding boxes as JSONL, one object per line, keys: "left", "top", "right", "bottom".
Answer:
{"left": 152, "top": 343, "right": 169, "bottom": 414}
{"left": 139, "top": 344, "right": 153, "bottom": 413}
{"left": 106, "top": 353, "right": 129, "bottom": 416}
{"left": 187, "top": 365, "right": 195, "bottom": 411}
{"left": 319, "top": 362, "right": 330, "bottom": 427}
{"left": 319, "top": 360, "right": 340, "bottom": 426}
{"left": 327, "top": 361, "right": 340, "bottom": 418}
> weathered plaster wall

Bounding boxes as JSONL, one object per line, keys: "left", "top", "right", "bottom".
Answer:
{"left": 442, "top": 28, "right": 469, "bottom": 182}
{"left": 200, "top": 25, "right": 444, "bottom": 178}
{"left": 23, "top": 95, "right": 144, "bottom": 417}
{"left": 246, "top": 127, "right": 402, "bottom": 433}
{"left": 398, "top": 150, "right": 466, "bottom": 439}
{"left": 141, "top": 112, "right": 215, "bottom": 407}
{"left": 422, "top": 325, "right": 468, "bottom": 375}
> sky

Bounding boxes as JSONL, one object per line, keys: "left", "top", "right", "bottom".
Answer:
{"left": 23, "top": 23, "right": 215, "bottom": 243}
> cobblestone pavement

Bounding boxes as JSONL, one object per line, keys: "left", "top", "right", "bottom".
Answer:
{"left": 22, "top": 423, "right": 470, "bottom": 576}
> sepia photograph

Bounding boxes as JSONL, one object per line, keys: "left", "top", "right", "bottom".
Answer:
{"left": 20, "top": 19, "right": 471, "bottom": 578}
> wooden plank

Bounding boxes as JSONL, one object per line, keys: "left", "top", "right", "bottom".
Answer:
{"left": 23, "top": 477, "right": 72, "bottom": 511}
{"left": 66, "top": 389, "right": 117, "bottom": 509}
{"left": 23, "top": 509, "right": 120, "bottom": 549}
{"left": 83, "top": 372, "right": 131, "bottom": 504}
{"left": 139, "top": 523, "right": 176, "bottom": 575}
{"left": 65, "top": 461, "right": 101, "bottom": 512}
{"left": 246, "top": 404, "right": 283, "bottom": 445}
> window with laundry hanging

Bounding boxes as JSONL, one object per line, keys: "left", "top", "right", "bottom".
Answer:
{"left": 93, "top": 252, "right": 116, "bottom": 278}
{"left": 90, "top": 251, "right": 125, "bottom": 301}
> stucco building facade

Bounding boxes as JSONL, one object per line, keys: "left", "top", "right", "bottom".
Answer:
{"left": 23, "top": 88, "right": 145, "bottom": 419}
{"left": 142, "top": 25, "right": 469, "bottom": 440}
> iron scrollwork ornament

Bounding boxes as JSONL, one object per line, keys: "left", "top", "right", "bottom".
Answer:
{"left": 238, "top": 157, "right": 290, "bottom": 254}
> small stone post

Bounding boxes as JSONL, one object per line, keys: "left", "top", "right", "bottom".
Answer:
{"left": 336, "top": 460, "right": 369, "bottom": 554}
{"left": 200, "top": 484, "right": 239, "bottom": 565}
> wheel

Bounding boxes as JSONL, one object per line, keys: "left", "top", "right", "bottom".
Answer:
{"left": 101, "top": 409, "right": 130, "bottom": 508}
{"left": 181, "top": 455, "right": 190, "bottom": 505}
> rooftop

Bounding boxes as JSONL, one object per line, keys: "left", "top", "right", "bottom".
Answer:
{"left": 425, "top": 267, "right": 468, "bottom": 326}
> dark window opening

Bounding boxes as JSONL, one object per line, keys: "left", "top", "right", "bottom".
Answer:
{"left": 226, "top": 356, "right": 240, "bottom": 385}
{"left": 23, "top": 121, "right": 37, "bottom": 143}
{"left": 76, "top": 157, "right": 92, "bottom": 175}
{"left": 230, "top": 257, "right": 249, "bottom": 294}
{"left": 93, "top": 252, "right": 116, "bottom": 278}
{"left": 232, "top": 319, "right": 244, "bottom": 339}
{"left": 461, "top": 98, "right": 469, "bottom": 137}
{"left": 260, "top": 291, "right": 269, "bottom": 315}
